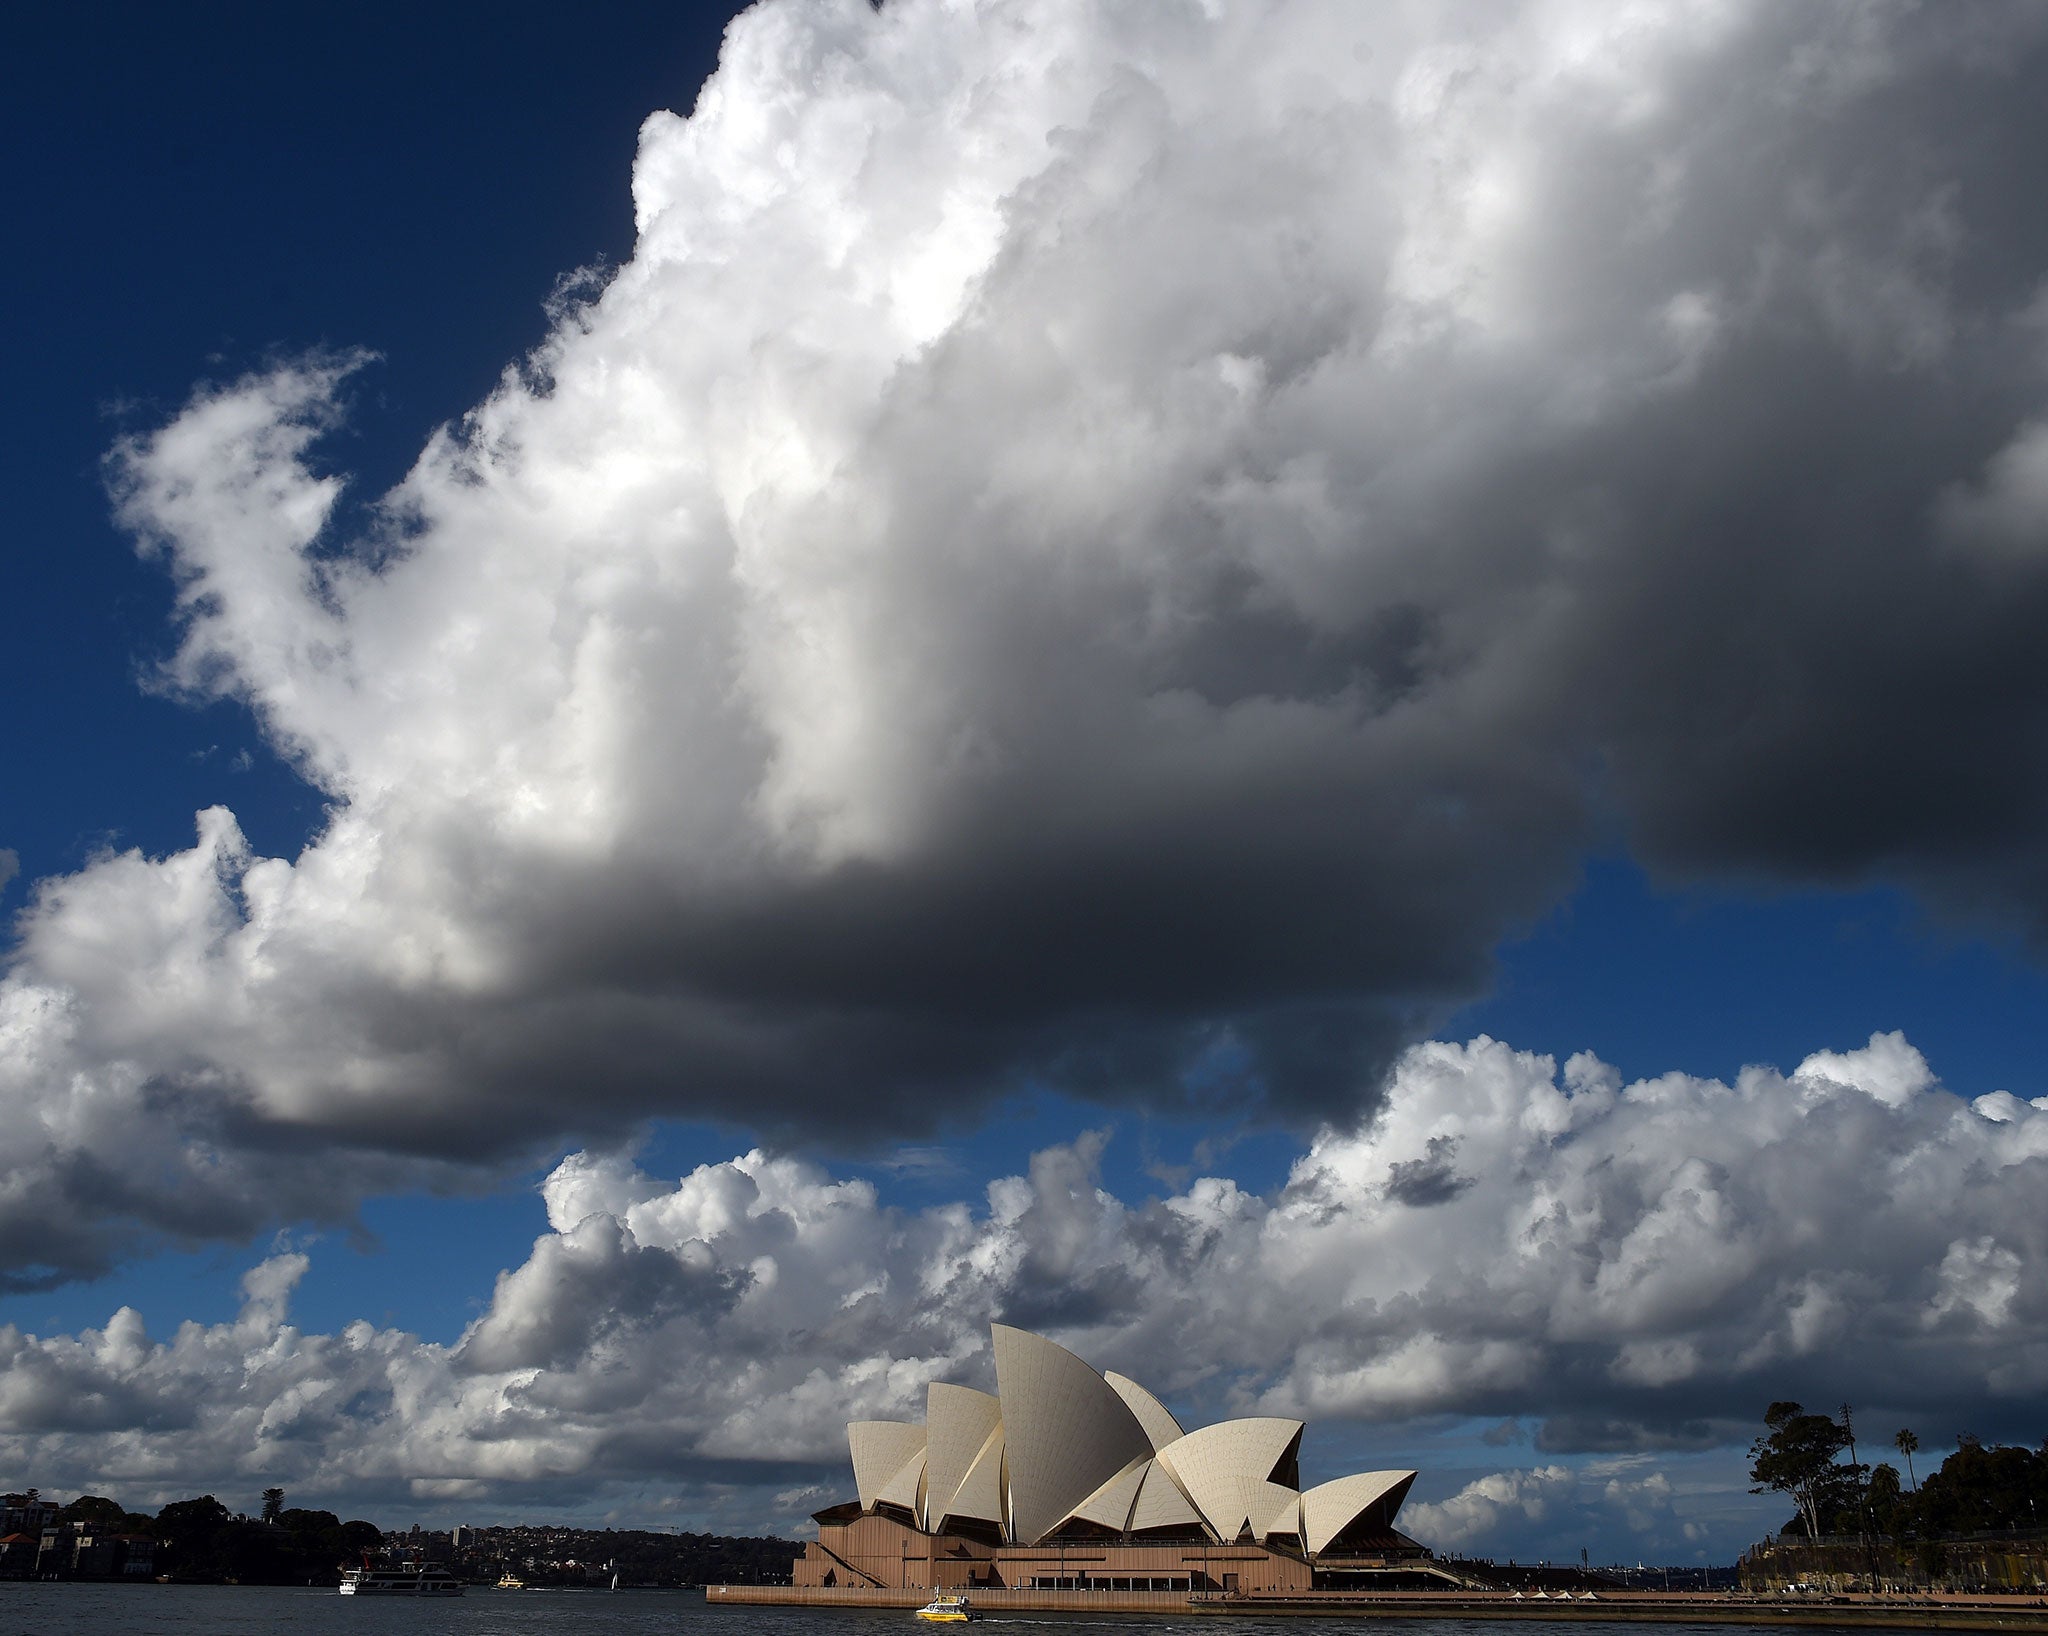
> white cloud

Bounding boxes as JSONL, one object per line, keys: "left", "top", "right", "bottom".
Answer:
{"left": 1794, "top": 1031, "right": 1935, "bottom": 1109}
{"left": 1924, "top": 1236, "right": 2023, "bottom": 1330}
{"left": 1, "top": 1031, "right": 2041, "bottom": 1552}
{"left": 1404, "top": 1465, "right": 1578, "bottom": 1552}
{"left": 2, "top": 0, "right": 2048, "bottom": 1277}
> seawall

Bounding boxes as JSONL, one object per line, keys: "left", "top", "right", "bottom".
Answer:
{"left": 706, "top": 1584, "right": 2048, "bottom": 1628}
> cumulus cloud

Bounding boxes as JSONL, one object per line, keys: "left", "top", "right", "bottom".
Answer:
{"left": 1403, "top": 1454, "right": 1765, "bottom": 1559}
{"left": 6, "top": 0, "right": 2048, "bottom": 1269}
{"left": 1404, "top": 1464, "right": 1579, "bottom": 1552}
{"left": 2, "top": 1033, "right": 2040, "bottom": 1550}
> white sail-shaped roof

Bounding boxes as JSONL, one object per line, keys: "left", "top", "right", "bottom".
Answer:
{"left": 992, "top": 1324, "right": 1154, "bottom": 1545}
{"left": 948, "top": 1426, "right": 1006, "bottom": 1527}
{"left": 1059, "top": 1457, "right": 1151, "bottom": 1533}
{"left": 877, "top": 1446, "right": 927, "bottom": 1514}
{"left": 849, "top": 1421, "right": 927, "bottom": 1512}
{"left": 1155, "top": 1417, "right": 1304, "bottom": 1540}
{"left": 1250, "top": 1480, "right": 1303, "bottom": 1540}
{"left": 876, "top": 1449, "right": 925, "bottom": 1515}
{"left": 1103, "top": 1371, "right": 1184, "bottom": 1452}
{"left": 1300, "top": 1470, "right": 1417, "bottom": 1554}
{"left": 923, "top": 1384, "right": 1003, "bottom": 1529}
{"left": 1127, "top": 1459, "right": 1208, "bottom": 1534}
{"left": 837, "top": 1332, "right": 1417, "bottom": 1563}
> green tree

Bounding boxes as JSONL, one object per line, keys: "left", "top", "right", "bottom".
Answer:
{"left": 1750, "top": 1401, "right": 1852, "bottom": 1540}
{"left": 278, "top": 1507, "right": 340, "bottom": 1535}
{"left": 260, "top": 1486, "right": 286, "bottom": 1524}
{"left": 158, "top": 1495, "right": 230, "bottom": 1527}
{"left": 1917, "top": 1439, "right": 2045, "bottom": 1535}
{"left": 156, "top": 1495, "right": 234, "bottom": 1581}
{"left": 274, "top": 1508, "right": 345, "bottom": 1577}
{"left": 1865, "top": 1462, "right": 1912, "bottom": 1537}
{"left": 339, "top": 1520, "right": 384, "bottom": 1559}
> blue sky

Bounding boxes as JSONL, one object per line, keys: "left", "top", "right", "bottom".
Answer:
{"left": 4, "top": 0, "right": 2046, "bottom": 1564}
{"left": 8, "top": 1, "right": 741, "bottom": 885}
{"left": 4, "top": 0, "right": 750, "bottom": 1340}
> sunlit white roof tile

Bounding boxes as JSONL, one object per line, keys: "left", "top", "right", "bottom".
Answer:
{"left": 876, "top": 1445, "right": 927, "bottom": 1514}
{"left": 1060, "top": 1457, "right": 1151, "bottom": 1533}
{"left": 1300, "top": 1470, "right": 1417, "bottom": 1554}
{"left": 946, "top": 1424, "right": 1007, "bottom": 1528}
{"left": 849, "top": 1420, "right": 927, "bottom": 1512}
{"left": 992, "top": 1324, "right": 1153, "bottom": 1545}
{"left": 924, "top": 1383, "right": 1003, "bottom": 1529}
{"left": 1127, "top": 1460, "right": 1207, "bottom": 1534}
{"left": 1103, "top": 1370, "right": 1184, "bottom": 1452}
{"left": 1155, "top": 1417, "right": 1304, "bottom": 1540}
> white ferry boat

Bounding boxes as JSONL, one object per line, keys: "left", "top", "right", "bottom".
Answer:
{"left": 339, "top": 1561, "right": 464, "bottom": 1595}
{"left": 915, "top": 1593, "right": 978, "bottom": 1621}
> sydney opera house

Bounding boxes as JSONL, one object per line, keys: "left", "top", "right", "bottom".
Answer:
{"left": 791, "top": 1324, "right": 1428, "bottom": 1596}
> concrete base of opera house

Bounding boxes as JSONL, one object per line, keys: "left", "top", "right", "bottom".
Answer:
{"left": 706, "top": 1584, "right": 2048, "bottom": 1628}
{"left": 788, "top": 1507, "right": 1450, "bottom": 1598}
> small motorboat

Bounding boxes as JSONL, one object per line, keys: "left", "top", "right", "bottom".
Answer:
{"left": 916, "top": 1593, "right": 979, "bottom": 1621}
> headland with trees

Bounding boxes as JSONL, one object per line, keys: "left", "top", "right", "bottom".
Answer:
{"left": 1745, "top": 1403, "right": 2046, "bottom": 1591}
{"left": 0, "top": 1485, "right": 795, "bottom": 1587}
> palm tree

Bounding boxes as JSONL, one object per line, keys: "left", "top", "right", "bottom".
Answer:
{"left": 1894, "top": 1430, "right": 1919, "bottom": 1491}
{"left": 261, "top": 1487, "right": 286, "bottom": 1525}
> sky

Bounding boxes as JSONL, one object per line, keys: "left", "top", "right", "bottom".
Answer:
{"left": 3, "top": 0, "right": 2047, "bottom": 1564}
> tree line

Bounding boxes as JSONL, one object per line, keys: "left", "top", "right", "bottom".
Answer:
{"left": 14, "top": 1488, "right": 383, "bottom": 1583}
{"left": 1749, "top": 1402, "right": 2046, "bottom": 1542}
{"left": 10, "top": 1487, "right": 804, "bottom": 1587}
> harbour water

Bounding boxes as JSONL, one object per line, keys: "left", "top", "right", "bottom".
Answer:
{"left": 0, "top": 1583, "right": 1961, "bottom": 1636}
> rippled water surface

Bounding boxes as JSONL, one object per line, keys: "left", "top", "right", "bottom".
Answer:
{"left": 0, "top": 1585, "right": 1919, "bottom": 1636}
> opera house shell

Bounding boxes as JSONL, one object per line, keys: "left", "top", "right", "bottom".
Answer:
{"left": 791, "top": 1324, "right": 1426, "bottom": 1597}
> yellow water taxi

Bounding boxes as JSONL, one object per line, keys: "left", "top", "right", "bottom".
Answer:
{"left": 915, "top": 1594, "right": 977, "bottom": 1621}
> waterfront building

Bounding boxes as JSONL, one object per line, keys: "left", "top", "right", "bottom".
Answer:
{"left": 792, "top": 1324, "right": 1429, "bottom": 1595}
